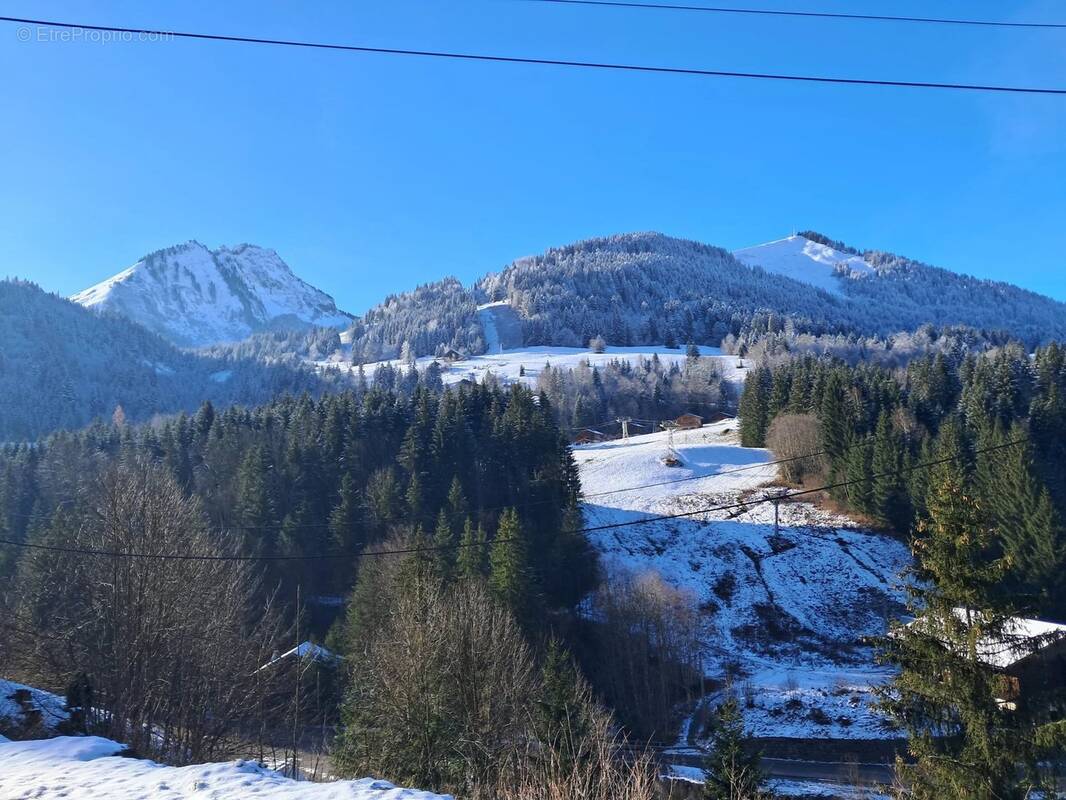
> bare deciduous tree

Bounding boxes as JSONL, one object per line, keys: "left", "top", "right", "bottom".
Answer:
{"left": 334, "top": 548, "right": 664, "bottom": 798}
{"left": 9, "top": 458, "right": 288, "bottom": 763}
{"left": 764, "top": 412, "right": 827, "bottom": 486}
{"left": 590, "top": 567, "right": 705, "bottom": 741}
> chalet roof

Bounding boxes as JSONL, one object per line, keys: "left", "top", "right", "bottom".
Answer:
{"left": 257, "top": 641, "right": 339, "bottom": 672}
{"left": 904, "top": 609, "right": 1066, "bottom": 669}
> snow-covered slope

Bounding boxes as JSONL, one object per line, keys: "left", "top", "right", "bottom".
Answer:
{"left": 72, "top": 242, "right": 352, "bottom": 348}
{"left": 0, "top": 736, "right": 449, "bottom": 800}
{"left": 316, "top": 342, "right": 751, "bottom": 391}
{"left": 575, "top": 421, "right": 910, "bottom": 741}
{"left": 733, "top": 235, "right": 876, "bottom": 296}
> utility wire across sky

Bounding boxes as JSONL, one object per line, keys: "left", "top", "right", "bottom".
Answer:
{"left": 0, "top": 437, "right": 1028, "bottom": 562}
{"left": 518, "top": 0, "right": 1066, "bottom": 30}
{"left": 2, "top": 16, "right": 1065, "bottom": 95}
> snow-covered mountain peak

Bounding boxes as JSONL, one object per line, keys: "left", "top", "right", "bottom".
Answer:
{"left": 733, "top": 234, "right": 875, "bottom": 296}
{"left": 71, "top": 242, "right": 352, "bottom": 348}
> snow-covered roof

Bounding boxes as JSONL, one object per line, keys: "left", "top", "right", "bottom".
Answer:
{"left": 257, "top": 641, "right": 338, "bottom": 671}
{"left": 905, "top": 609, "right": 1066, "bottom": 669}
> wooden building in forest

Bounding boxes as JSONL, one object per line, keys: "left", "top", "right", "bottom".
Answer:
{"left": 674, "top": 412, "right": 703, "bottom": 430}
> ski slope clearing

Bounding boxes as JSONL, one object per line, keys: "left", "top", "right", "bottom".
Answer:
{"left": 734, "top": 236, "right": 875, "bottom": 297}
{"left": 320, "top": 343, "right": 750, "bottom": 391}
{"left": 0, "top": 736, "right": 450, "bottom": 800}
{"left": 575, "top": 421, "right": 910, "bottom": 741}
{"left": 475, "top": 301, "right": 522, "bottom": 353}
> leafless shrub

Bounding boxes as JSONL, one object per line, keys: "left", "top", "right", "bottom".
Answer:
{"left": 764, "top": 412, "right": 828, "bottom": 486}
{"left": 590, "top": 567, "right": 705, "bottom": 740}
{"left": 489, "top": 719, "right": 662, "bottom": 800}
{"left": 742, "top": 680, "right": 756, "bottom": 710}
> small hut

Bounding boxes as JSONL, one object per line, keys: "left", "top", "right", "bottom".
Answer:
{"left": 675, "top": 412, "right": 703, "bottom": 430}
{"left": 573, "top": 428, "right": 606, "bottom": 445}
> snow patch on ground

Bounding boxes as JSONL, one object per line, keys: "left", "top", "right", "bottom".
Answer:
{"left": 734, "top": 236, "right": 875, "bottom": 297}
{"left": 475, "top": 301, "right": 509, "bottom": 354}
{"left": 0, "top": 735, "right": 451, "bottom": 800}
{"left": 663, "top": 764, "right": 888, "bottom": 799}
{"left": 575, "top": 421, "right": 909, "bottom": 741}
{"left": 0, "top": 678, "right": 68, "bottom": 737}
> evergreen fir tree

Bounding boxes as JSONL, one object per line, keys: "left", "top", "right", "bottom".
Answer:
{"left": 405, "top": 472, "right": 425, "bottom": 527}
{"left": 489, "top": 508, "right": 534, "bottom": 622}
{"left": 819, "top": 373, "right": 849, "bottom": 461}
{"left": 977, "top": 428, "right": 1066, "bottom": 617}
{"left": 446, "top": 475, "right": 467, "bottom": 529}
{"left": 433, "top": 508, "right": 457, "bottom": 584}
{"left": 328, "top": 473, "right": 363, "bottom": 591}
{"left": 738, "top": 367, "right": 770, "bottom": 447}
{"left": 534, "top": 638, "right": 591, "bottom": 770}
{"left": 702, "top": 695, "right": 766, "bottom": 800}
{"left": 457, "top": 518, "right": 488, "bottom": 581}
{"left": 235, "top": 445, "right": 276, "bottom": 553}
{"left": 871, "top": 411, "right": 908, "bottom": 531}
{"left": 840, "top": 435, "right": 874, "bottom": 515}
{"left": 879, "top": 421, "right": 1053, "bottom": 799}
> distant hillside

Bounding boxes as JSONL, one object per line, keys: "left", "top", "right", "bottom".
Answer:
{"left": 336, "top": 231, "right": 1066, "bottom": 363}
{"left": 482, "top": 232, "right": 1066, "bottom": 349}
{"left": 72, "top": 241, "right": 352, "bottom": 348}
{"left": 741, "top": 231, "right": 1066, "bottom": 346}
{"left": 0, "top": 280, "right": 333, "bottom": 440}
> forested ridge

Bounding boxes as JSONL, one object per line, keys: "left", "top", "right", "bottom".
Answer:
{"left": 336, "top": 231, "right": 1066, "bottom": 364}
{"left": 0, "top": 279, "right": 334, "bottom": 441}
{"left": 0, "top": 380, "right": 594, "bottom": 608}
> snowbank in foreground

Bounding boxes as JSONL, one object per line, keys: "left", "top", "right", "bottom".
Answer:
{"left": 0, "top": 736, "right": 451, "bottom": 800}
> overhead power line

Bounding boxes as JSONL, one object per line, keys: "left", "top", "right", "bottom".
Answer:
{"left": 0, "top": 437, "right": 1027, "bottom": 562}
{"left": 2, "top": 16, "right": 1065, "bottom": 95}
{"left": 519, "top": 0, "right": 1066, "bottom": 30}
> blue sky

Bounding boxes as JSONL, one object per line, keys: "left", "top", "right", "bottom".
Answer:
{"left": 1, "top": 0, "right": 1065, "bottom": 313}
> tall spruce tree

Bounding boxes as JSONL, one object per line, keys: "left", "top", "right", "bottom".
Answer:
{"left": 328, "top": 472, "right": 364, "bottom": 591}
{"left": 738, "top": 367, "right": 771, "bottom": 447}
{"left": 819, "top": 372, "right": 850, "bottom": 462}
{"left": 880, "top": 421, "right": 1052, "bottom": 799}
{"left": 871, "top": 411, "right": 908, "bottom": 531}
{"left": 433, "top": 508, "right": 457, "bottom": 584}
{"left": 457, "top": 518, "right": 488, "bottom": 581}
{"left": 702, "top": 695, "right": 766, "bottom": 800}
{"left": 489, "top": 508, "right": 534, "bottom": 623}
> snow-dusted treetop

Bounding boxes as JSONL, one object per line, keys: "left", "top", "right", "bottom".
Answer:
{"left": 72, "top": 241, "right": 352, "bottom": 348}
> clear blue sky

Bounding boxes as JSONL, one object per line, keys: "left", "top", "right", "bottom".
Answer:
{"left": 2, "top": 0, "right": 1065, "bottom": 312}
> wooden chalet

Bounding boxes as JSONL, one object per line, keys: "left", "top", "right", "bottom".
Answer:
{"left": 674, "top": 412, "right": 703, "bottom": 430}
